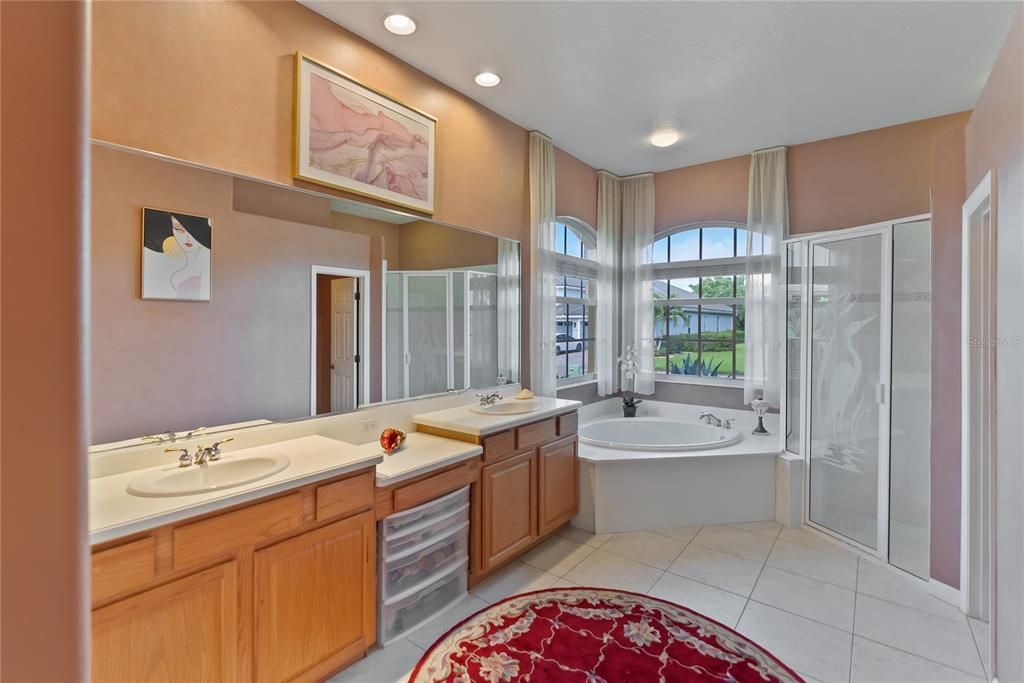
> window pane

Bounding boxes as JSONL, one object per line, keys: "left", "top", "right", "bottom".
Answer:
{"left": 661, "top": 339, "right": 699, "bottom": 375}
{"left": 668, "top": 277, "right": 699, "bottom": 299}
{"left": 652, "top": 279, "right": 670, "bottom": 301}
{"left": 736, "top": 228, "right": 749, "bottom": 257}
{"left": 699, "top": 275, "right": 735, "bottom": 299}
{"left": 698, "top": 342, "right": 733, "bottom": 378}
{"left": 565, "top": 227, "right": 582, "bottom": 259}
{"left": 735, "top": 274, "right": 747, "bottom": 298}
{"left": 653, "top": 236, "right": 669, "bottom": 264}
{"left": 700, "top": 304, "right": 733, "bottom": 333}
{"left": 669, "top": 229, "right": 700, "bottom": 262}
{"left": 663, "top": 305, "right": 697, "bottom": 337}
{"left": 701, "top": 227, "right": 736, "bottom": 259}
{"left": 555, "top": 222, "right": 566, "bottom": 254}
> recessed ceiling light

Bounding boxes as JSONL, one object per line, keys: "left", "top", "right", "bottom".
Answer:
{"left": 650, "top": 130, "right": 681, "bottom": 148}
{"left": 474, "top": 72, "right": 502, "bottom": 87}
{"left": 383, "top": 14, "right": 416, "bottom": 35}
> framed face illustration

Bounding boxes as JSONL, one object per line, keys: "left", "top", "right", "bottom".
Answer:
{"left": 141, "top": 208, "right": 212, "bottom": 301}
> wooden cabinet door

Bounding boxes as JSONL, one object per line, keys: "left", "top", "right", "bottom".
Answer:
{"left": 254, "top": 511, "right": 375, "bottom": 683}
{"left": 538, "top": 436, "right": 579, "bottom": 536}
{"left": 480, "top": 450, "right": 537, "bottom": 572}
{"left": 92, "top": 561, "right": 239, "bottom": 683}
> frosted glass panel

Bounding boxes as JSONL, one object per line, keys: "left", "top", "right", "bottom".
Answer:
{"left": 808, "top": 234, "right": 883, "bottom": 549}
{"left": 889, "top": 220, "right": 932, "bottom": 578}
{"left": 469, "top": 272, "right": 499, "bottom": 388}
{"left": 385, "top": 273, "right": 405, "bottom": 401}
{"left": 452, "top": 273, "right": 466, "bottom": 390}
{"left": 786, "top": 243, "right": 804, "bottom": 455}
{"left": 407, "top": 275, "right": 450, "bottom": 396}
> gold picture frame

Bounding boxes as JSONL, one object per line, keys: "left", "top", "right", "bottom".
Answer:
{"left": 293, "top": 52, "right": 437, "bottom": 214}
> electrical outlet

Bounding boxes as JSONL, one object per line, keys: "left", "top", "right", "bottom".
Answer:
{"left": 361, "top": 419, "right": 379, "bottom": 433}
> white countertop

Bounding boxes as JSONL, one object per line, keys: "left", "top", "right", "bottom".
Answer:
{"left": 375, "top": 432, "right": 482, "bottom": 486}
{"left": 412, "top": 397, "right": 581, "bottom": 437}
{"left": 89, "top": 435, "right": 382, "bottom": 545}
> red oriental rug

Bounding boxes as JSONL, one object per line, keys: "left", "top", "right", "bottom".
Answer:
{"left": 410, "top": 587, "right": 804, "bottom": 682}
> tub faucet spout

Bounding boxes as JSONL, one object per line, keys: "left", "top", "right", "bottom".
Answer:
{"left": 699, "top": 412, "right": 723, "bottom": 427}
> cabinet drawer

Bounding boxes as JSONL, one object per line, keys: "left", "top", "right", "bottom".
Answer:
{"left": 482, "top": 430, "right": 515, "bottom": 464}
{"left": 316, "top": 470, "right": 375, "bottom": 521}
{"left": 173, "top": 494, "right": 303, "bottom": 571}
{"left": 92, "top": 537, "right": 156, "bottom": 604}
{"left": 515, "top": 418, "right": 557, "bottom": 451}
{"left": 393, "top": 462, "right": 473, "bottom": 512}
{"left": 557, "top": 412, "right": 578, "bottom": 437}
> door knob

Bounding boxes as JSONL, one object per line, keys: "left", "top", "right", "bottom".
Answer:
{"left": 330, "top": 363, "right": 335, "bottom": 369}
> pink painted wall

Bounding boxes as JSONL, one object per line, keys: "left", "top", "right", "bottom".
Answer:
{"left": 964, "top": 9, "right": 1024, "bottom": 680}
{"left": 1, "top": 2, "right": 89, "bottom": 679}
{"left": 555, "top": 146, "right": 598, "bottom": 228}
{"left": 655, "top": 154, "right": 750, "bottom": 232}
{"left": 91, "top": 145, "right": 372, "bottom": 443}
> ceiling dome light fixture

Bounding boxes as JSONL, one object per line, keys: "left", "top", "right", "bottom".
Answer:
{"left": 383, "top": 14, "right": 417, "bottom": 35}
{"left": 474, "top": 71, "right": 502, "bottom": 87}
{"left": 650, "top": 130, "right": 681, "bottom": 148}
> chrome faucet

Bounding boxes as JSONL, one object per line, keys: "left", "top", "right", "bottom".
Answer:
{"left": 476, "top": 391, "right": 501, "bottom": 406}
{"left": 699, "top": 412, "right": 724, "bottom": 427}
{"left": 167, "top": 438, "right": 233, "bottom": 467}
{"left": 143, "top": 426, "right": 206, "bottom": 444}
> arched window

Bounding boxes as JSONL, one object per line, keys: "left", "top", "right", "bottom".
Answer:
{"left": 650, "top": 223, "right": 747, "bottom": 381}
{"left": 553, "top": 217, "right": 597, "bottom": 383}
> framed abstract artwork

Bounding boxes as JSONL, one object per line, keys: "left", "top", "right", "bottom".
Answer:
{"left": 294, "top": 52, "right": 437, "bottom": 214}
{"left": 141, "top": 208, "right": 212, "bottom": 301}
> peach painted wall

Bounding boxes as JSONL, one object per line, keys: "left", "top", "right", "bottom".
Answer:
{"left": 555, "top": 147, "right": 598, "bottom": 228}
{"left": 1, "top": 1, "right": 89, "bottom": 679}
{"left": 91, "top": 145, "right": 372, "bottom": 443}
{"left": 654, "top": 154, "right": 750, "bottom": 232}
{"left": 928, "top": 122, "right": 966, "bottom": 590}
{"left": 91, "top": 0, "right": 529, "bottom": 241}
{"left": 964, "top": 9, "right": 1024, "bottom": 681}
{"left": 398, "top": 221, "right": 499, "bottom": 271}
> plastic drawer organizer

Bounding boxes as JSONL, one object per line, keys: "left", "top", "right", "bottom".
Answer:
{"left": 379, "top": 486, "right": 470, "bottom": 644}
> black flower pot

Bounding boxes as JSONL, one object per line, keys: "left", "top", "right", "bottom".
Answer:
{"left": 623, "top": 405, "right": 637, "bottom": 418}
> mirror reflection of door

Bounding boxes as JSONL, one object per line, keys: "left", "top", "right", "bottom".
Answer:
{"left": 316, "top": 274, "right": 359, "bottom": 415}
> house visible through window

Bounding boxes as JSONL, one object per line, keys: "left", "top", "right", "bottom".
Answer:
{"left": 651, "top": 224, "right": 747, "bottom": 380}
{"left": 553, "top": 219, "right": 597, "bottom": 383}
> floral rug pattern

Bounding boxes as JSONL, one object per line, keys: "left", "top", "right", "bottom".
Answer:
{"left": 410, "top": 587, "right": 804, "bottom": 682}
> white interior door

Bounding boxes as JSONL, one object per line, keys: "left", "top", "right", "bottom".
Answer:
{"left": 331, "top": 277, "right": 357, "bottom": 412}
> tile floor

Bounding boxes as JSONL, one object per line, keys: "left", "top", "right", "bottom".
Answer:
{"left": 330, "top": 522, "right": 990, "bottom": 683}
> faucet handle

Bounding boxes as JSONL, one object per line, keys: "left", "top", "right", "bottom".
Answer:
{"left": 722, "top": 419, "right": 733, "bottom": 430}
{"left": 208, "top": 438, "right": 234, "bottom": 460}
{"left": 165, "top": 447, "right": 192, "bottom": 467}
{"left": 184, "top": 426, "right": 206, "bottom": 439}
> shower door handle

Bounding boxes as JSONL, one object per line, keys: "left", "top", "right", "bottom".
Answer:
{"left": 876, "top": 383, "right": 887, "bottom": 405}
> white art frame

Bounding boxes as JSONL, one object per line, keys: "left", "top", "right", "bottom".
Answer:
{"left": 141, "top": 207, "right": 212, "bottom": 302}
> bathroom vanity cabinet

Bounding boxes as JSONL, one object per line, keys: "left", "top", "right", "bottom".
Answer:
{"left": 90, "top": 468, "right": 377, "bottom": 683}
{"left": 416, "top": 410, "right": 579, "bottom": 580}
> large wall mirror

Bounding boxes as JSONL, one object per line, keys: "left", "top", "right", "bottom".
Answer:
{"left": 89, "top": 143, "right": 520, "bottom": 452}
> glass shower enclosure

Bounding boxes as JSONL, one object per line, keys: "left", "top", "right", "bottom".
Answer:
{"left": 785, "top": 217, "right": 932, "bottom": 577}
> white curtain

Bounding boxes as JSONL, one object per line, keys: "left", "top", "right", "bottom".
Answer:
{"left": 744, "top": 147, "right": 788, "bottom": 406}
{"left": 596, "top": 171, "right": 622, "bottom": 396}
{"left": 528, "top": 132, "right": 558, "bottom": 397}
{"left": 496, "top": 238, "right": 521, "bottom": 385}
{"left": 620, "top": 174, "right": 656, "bottom": 395}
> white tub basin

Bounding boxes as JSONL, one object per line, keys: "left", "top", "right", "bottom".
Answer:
{"left": 579, "top": 417, "right": 741, "bottom": 451}
{"left": 468, "top": 401, "right": 540, "bottom": 416}
{"left": 127, "top": 454, "right": 290, "bottom": 497}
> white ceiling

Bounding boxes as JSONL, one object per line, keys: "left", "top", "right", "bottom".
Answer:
{"left": 301, "top": 1, "right": 1020, "bottom": 175}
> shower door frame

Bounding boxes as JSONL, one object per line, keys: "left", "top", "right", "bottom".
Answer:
{"left": 784, "top": 214, "right": 929, "bottom": 562}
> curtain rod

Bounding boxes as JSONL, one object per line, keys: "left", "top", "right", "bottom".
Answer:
{"left": 751, "top": 145, "right": 787, "bottom": 154}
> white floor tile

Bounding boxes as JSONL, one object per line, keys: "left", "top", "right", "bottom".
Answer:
{"left": 668, "top": 544, "right": 764, "bottom": 596}
{"left": 779, "top": 527, "right": 861, "bottom": 558}
{"left": 647, "top": 572, "right": 748, "bottom": 628}
{"left": 327, "top": 638, "right": 422, "bottom": 683}
{"left": 405, "top": 594, "right": 488, "bottom": 650}
{"left": 851, "top": 636, "right": 985, "bottom": 682}
{"left": 752, "top": 566, "right": 856, "bottom": 631}
{"left": 563, "top": 549, "right": 664, "bottom": 593}
{"left": 856, "top": 560, "right": 965, "bottom": 622}
{"left": 519, "top": 535, "right": 595, "bottom": 576}
{"left": 767, "top": 539, "right": 859, "bottom": 590}
{"left": 558, "top": 525, "right": 614, "bottom": 548}
{"left": 601, "top": 530, "right": 688, "bottom": 569}
{"left": 736, "top": 601, "right": 852, "bottom": 683}
{"left": 729, "top": 520, "right": 783, "bottom": 538}
{"left": 692, "top": 524, "right": 776, "bottom": 562}
{"left": 549, "top": 577, "right": 581, "bottom": 588}
{"left": 854, "top": 594, "right": 983, "bottom": 677}
{"left": 968, "top": 617, "right": 991, "bottom": 680}
{"left": 469, "top": 561, "right": 559, "bottom": 604}
{"left": 650, "top": 525, "right": 702, "bottom": 543}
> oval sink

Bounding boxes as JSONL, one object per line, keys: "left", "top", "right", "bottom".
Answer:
{"left": 468, "top": 400, "right": 541, "bottom": 416}
{"left": 127, "top": 454, "right": 290, "bottom": 497}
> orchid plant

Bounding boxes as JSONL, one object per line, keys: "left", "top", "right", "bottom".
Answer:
{"left": 618, "top": 343, "right": 643, "bottom": 413}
